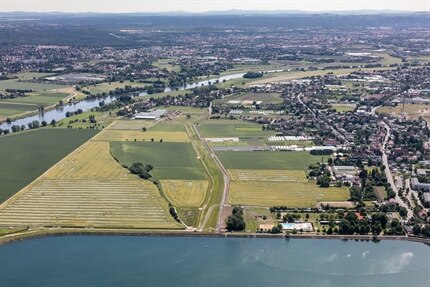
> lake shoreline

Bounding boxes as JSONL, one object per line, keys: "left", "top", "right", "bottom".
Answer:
{"left": 1, "top": 228, "right": 429, "bottom": 246}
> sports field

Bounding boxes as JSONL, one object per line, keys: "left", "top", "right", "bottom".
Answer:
{"left": 229, "top": 180, "right": 349, "bottom": 207}
{"left": 332, "top": 104, "right": 356, "bottom": 113}
{"left": 217, "top": 151, "right": 328, "bottom": 170}
{"left": 0, "top": 140, "right": 181, "bottom": 229}
{"left": 111, "top": 142, "right": 207, "bottom": 180}
{"left": 0, "top": 128, "right": 98, "bottom": 203}
{"left": 219, "top": 92, "right": 283, "bottom": 104}
{"left": 197, "top": 119, "right": 276, "bottom": 138}
{"left": 161, "top": 180, "right": 208, "bottom": 207}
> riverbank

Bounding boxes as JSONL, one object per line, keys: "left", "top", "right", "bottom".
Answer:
{"left": 1, "top": 227, "right": 429, "bottom": 246}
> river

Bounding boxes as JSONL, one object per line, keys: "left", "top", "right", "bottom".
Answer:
{"left": 0, "top": 236, "right": 429, "bottom": 287}
{"left": 0, "top": 70, "right": 282, "bottom": 131}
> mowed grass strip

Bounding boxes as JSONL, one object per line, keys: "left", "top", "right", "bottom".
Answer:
{"left": 217, "top": 151, "right": 328, "bottom": 170}
{"left": 197, "top": 119, "right": 276, "bottom": 138}
{"left": 93, "top": 129, "right": 189, "bottom": 142}
{"left": 111, "top": 142, "right": 207, "bottom": 180}
{"left": 229, "top": 181, "right": 349, "bottom": 208}
{"left": 228, "top": 169, "right": 307, "bottom": 182}
{"left": 0, "top": 128, "right": 98, "bottom": 203}
{"left": 161, "top": 180, "right": 208, "bottom": 207}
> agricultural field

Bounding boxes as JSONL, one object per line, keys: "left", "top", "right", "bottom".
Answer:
{"left": 94, "top": 129, "right": 189, "bottom": 142}
{"left": 0, "top": 102, "right": 37, "bottom": 117}
{"left": 4, "top": 91, "right": 69, "bottom": 106}
{"left": 229, "top": 180, "right": 349, "bottom": 207}
{"left": 82, "top": 80, "right": 148, "bottom": 95}
{"left": 109, "top": 119, "right": 154, "bottom": 130}
{"left": 197, "top": 119, "right": 276, "bottom": 138}
{"left": 57, "top": 111, "right": 116, "bottom": 129}
{"left": 111, "top": 142, "right": 207, "bottom": 180}
{"left": 0, "top": 78, "right": 64, "bottom": 93}
{"left": 0, "top": 128, "right": 98, "bottom": 203}
{"left": 228, "top": 169, "right": 307, "bottom": 182}
{"left": 149, "top": 121, "right": 186, "bottom": 132}
{"left": 217, "top": 92, "right": 283, "bottom": 104}
{"left": 217, "top": 151, "right": 328, "bottom": 170}
{"left": 161, "top": 180, "right": 208, "bottom": 207}
{"left": 153, "top": 58, "right": 180, "bottom": 72}
{"left": 0, "top": 140, "right": 181, "bottom": 229}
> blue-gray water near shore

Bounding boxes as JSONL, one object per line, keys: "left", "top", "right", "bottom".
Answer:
{"left": 0, "top": 236, "right": 429, "bottom": 287}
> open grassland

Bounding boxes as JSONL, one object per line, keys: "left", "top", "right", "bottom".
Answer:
{"left": 109, "top": 119, "right": 154, "bottom": 130}
{"left": 0, "top": 79, "right": 64, "bottom": 93}
{"left": 161, "top": 180, "right": 208, "bottom": 207}
{"left": 93, "top": 129, "right": 189, "bottom": 142}
{"left": 229, "top": 181, "right": 349, "bottom": 207}
{"left": 0, "top": 140, "right": 181, "bottom": 229}
{"left": 219, "top": 92, "right": 283, "bottom": 104}
{"left": 0, "top": 129, "right": 98, "bottom": 203}
{"left": 149, "top": 121, "right": 186, "bottom": 132}
{"left": 197, "top": 119, "right": 276, "bottom": 138}
{"left": 228, "top": 169, "right": 307, "bottom": 182}
{"left": 82, "top": 80, "right": 148, "bottom": 95}
{"left": 377, "top": 104, "right": 430, "bottom": 121}
{"left": 217, "top": 151, "right": 328, "bottom": 170}
{"left": 111, "top": 142, "right": 207, "bottom": 180}
{"left": 57, "top": 111, "right": 116, "bottom": 129}
{"left": 153, "top": 58, "right": 180, "bottom": 72}
{"left": 332, "top": 104, "right": 356, "bottom": 113}
{"left": 11, "top": 72, "right": 54, "bottom": 81}
{"left": 0, "top": 102, "right": 37, "bottom": 117}
{"left": 4, "top": 92, "right": 68, "bottom": 106}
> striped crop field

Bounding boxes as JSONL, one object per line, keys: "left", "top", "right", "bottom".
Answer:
{"left": 0, "top": 140, "right": 182, "bottom": 229}
{"left": 161, "top": 180, "right": 208, "bottom": 208}
{"left": 229, "top": 181, "right": 349, "bottom": 208}
{"left": 228, "top": 169, "right": 307, "bottom": 182}
{"left": 93, "top": 129, "right": 189, "bottom": 142}
{"left": 109, "top": 120, "right": 154, "bottom": 130}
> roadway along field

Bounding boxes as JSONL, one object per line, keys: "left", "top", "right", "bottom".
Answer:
{"left": 216, "top": 151, "right": 329, "bottom": 170}
{"left": 111, "top": 142, "right": 208, "bottom": 180}
{"left": 0, "top": 128, "right": 99, "bottom": 203}
{"left": 161, "top": 180, "right": 208, "bottom": 207}
{"left": 197, "top": 119, "right": 276, "bottom": 138}
{"left": 0, "top": 140, "right": 182, "bottom": 229}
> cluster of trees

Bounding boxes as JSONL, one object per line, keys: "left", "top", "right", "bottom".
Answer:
{"left": 310, "top": 149, "right": 333, "bottom": 155}
{"left": 169, "top": 204, "right": 181, "bottom": 223}
{"left": 226, "top": 207, "right": 246, "bottom": 231}
{"left": 65, "top": 109, "right": 83, "bottom": 117}
{"left": 243, "top": 71, "right": 263, "bottom": 79}
{"left": 412, "top": 223, "right": 430, "bottom": 237}
{"left": 326, "top": 212, "right": 390, "bottom": 236}
{"left": 128, "top": 162, "right": 154, "bottom": 180}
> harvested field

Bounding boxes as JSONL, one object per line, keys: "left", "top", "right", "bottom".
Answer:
{"left": 229, "top": 181, "right": 349, "bottom": 207}
{"left": 0, "top": 140, "right": 181, "bottom": 229}
{"left": 0, "top": 128, "right": 98, "bottom": 203}
{"left": 161, "top": 180, "right": 208, "bottom": 207}
{"left": 228, "top": 169, "right": 307, "bottom": 182}
{"left": 93, "top": 129, "right": 189, "bottom": 142}
{"left": 111, "top": 142, "right": 207, "bottom": 180}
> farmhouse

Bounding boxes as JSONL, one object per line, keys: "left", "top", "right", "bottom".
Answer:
{"left": 135, "top": 109, "right": 166, "bottom": 120}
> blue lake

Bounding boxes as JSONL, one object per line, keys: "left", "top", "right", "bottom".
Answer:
{"left": 0, "top": 236, "right": 429, "bottom": 287}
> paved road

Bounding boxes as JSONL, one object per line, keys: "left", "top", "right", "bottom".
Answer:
{"left": 381, "top": 121, "right": 413, "bottom": 220}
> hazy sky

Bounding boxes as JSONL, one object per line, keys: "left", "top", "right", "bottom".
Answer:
{"left": 1, "top": 0, "right": 428, "bottom": 13}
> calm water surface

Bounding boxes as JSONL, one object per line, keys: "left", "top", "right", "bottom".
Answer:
{"left": 0, "top": 236, "right": 429, "bottom": 287}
